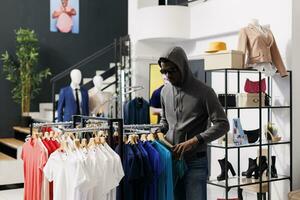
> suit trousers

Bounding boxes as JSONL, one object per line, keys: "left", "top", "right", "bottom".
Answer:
{"left": 174, "top": 156, "right": 208, "bottom": 200}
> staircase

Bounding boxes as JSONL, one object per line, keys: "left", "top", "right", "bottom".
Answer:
{"left": 0, "top": 127, "right": 30, "bottom": 188}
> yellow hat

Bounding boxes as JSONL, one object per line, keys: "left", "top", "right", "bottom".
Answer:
{"left": 205, "top": 42, "right": 227, "bottom": 53}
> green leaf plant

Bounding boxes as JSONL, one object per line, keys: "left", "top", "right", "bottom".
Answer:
{"left": 1, "top": 28, "right": 51, "bottom": 116}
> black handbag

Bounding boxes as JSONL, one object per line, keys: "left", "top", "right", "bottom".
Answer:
{"left": 218, "top": 94, "right": 236, "bottom": 107}
{"left": 244, "top": 129, "right": 260, "bottom": 143}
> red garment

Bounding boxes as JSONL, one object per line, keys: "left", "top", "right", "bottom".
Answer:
{"left": 40, "top": 127, "right": 53, "bottom": 133}
{"left": 22, "top": 138, "right": 48, "bottom": 200}
{"left": 42, "top": 139, "right": 60, "bottom": 200}
{"left": 42, "top": 139, "right": 60, "bottom": 155}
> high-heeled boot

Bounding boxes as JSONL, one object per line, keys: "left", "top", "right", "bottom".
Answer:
{"left": 254, "top": 156, "right": 268, "bottom": 179}
{"left": 217, "top": 158, "right": 236, "bottom": 181}
{"left": 267, "top": 156, "right": 278, "bottom": 178}
{"left": 242, "top": 158, "right": 258, "bottom": 178}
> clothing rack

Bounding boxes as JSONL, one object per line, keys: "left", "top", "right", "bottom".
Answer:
{"left": 32, "top": 121, "right": 73, "bottom": 128}
{"left": 123, "top": 124, "right": 162, "bottom": 129}
{"left": 61, "top": 126, "right": 110, "bottom": 133}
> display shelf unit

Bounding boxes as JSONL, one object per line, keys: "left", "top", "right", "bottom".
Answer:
{"left": 205, "top": 69, "right": 293, "bottom": 200}
{"left": 208, "top": 175, "right": 290, "bottom": 189}
{"left": 208, "top": 140, "right": 291, "bottom": 149}
{"left": 224, "top": 105, "right": 290, "bottom": 110}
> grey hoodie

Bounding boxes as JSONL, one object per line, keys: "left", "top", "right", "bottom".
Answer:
{"left": 159, "top": 47, "right": 229, "bottom": 160}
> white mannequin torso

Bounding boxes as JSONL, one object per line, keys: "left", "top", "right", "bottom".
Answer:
{"left": 88, "top": 88, "right": 112, "bottom": 116}
{"left": 88, "top": 75, "right": 112, "bottom": 116}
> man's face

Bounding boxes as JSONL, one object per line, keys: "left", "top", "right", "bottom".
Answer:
{"left": 160, "top": 62, "right": 181, "bottom": 87}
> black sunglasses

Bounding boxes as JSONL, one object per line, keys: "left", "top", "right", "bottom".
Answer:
{"left": 160, "top": 68, "right": 178, "bottom": 74}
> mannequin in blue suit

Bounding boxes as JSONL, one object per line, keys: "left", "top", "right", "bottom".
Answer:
{"left": 57, "top": 69, "right": 89, "bottom": 121}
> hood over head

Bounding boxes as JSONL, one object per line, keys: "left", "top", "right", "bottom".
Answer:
{"left": 158, "top": 46, "right": 194, "bottom": 87}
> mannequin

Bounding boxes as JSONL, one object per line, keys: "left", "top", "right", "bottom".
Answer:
{"left": 237, "top": 19, "right": 288, "bottom": 77}
{"left": 250, "top": 18, "right": 260, "bottom": 26}
{"left": 57, "top": 69, "right": 89, "bottom": 121}
{"left": 70, "top": 69, "right": 82, "bottom": 89}
{"left": 89, "top": 75, "right": 113, "bottom": 117}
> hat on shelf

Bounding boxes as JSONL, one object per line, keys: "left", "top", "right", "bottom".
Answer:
{"left": 205, "top": 41, "right": 227, "bottom": 53}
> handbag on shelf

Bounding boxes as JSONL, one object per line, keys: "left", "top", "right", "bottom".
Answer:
{"left": 244, "top": 78, "right": 266, "bottom": 93}
{"left": 218, "top": 94, "right": 236, "bottom": 107}
{"left": 244, "top": 129, "right": 260, "bottom": 143}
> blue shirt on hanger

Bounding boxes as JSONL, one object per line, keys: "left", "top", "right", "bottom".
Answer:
{"left": 151, "top": 141, "right": 174, "bottom": 200}
{"left": 143, "top": 141, "right": 163, "bottom": 200}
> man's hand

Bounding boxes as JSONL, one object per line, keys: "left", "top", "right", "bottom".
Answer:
{"left": 173, "top": 136, "right": 199, "bottom": 155}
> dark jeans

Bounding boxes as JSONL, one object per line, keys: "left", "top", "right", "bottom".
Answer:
{"left": 174, "top": 156, "right": 208, "bottom": 200}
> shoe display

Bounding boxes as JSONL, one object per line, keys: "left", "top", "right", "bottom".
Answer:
{"left": 242, "top": 157, "right": 258, "bottom": 178}
{"left": 217, "top": 158, "right": 236, "bottom": 181}
{"left": 253, "top": 156, "right": 268, "bottom": 179}
{"left": 242, "top": 156, "right": 269, "bottom": 179}
{"left": 265, "top": 123, "right": 281, "bottom": 142}
{"left": 267, "top": 155, "right": 278, "bottom": 178}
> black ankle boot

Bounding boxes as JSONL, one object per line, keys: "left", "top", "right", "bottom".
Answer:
{"left": 217, "top": 158, "right": 236, "bottom": 181}
{"left": 271, "top": 156, "right": 278, "bottom": 178}
{"left": 254, "top": 156, "right": 268, "bottom": 179}
{"left": 242, "top": 158, "right": 257, "bottom": 178}
{"left": 267, "top": 156, "right": 278, "bottom": 178}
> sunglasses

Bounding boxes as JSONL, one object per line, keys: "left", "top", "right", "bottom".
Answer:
{"left": 160, "top": 68, "right": 178, "bottom": 75}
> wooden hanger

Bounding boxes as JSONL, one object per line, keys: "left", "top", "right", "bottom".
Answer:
{"left": 74, "top": 138, "right": 81, "bottom": 149}
{"left": 113, "top": 130, "right": 119, "bottom": 137}
{"left": 88, "top": 138, "right": 96, "bottom": 148}
{"left": 49, "top": 131, "right": 54, "bottom": 139}
{"left": 147, "top": 133, "right": 155, "bottom": 141}
{"left": 140, "top": 134, "right": 147, "bottom": 142}
{"left": 133, "top": 133, "right": 139, "bottom": 144}
{"left": 81, "top": 138, "right": 87, "bottom": 148}
{"left": 100, "top": 136, "right": 106, "bottom": 145}
{"left": 43, "top": 132, "right": 50, "bottom": 140}
{"left": 57, "top": 140, "right": 68, "bottom": 152}
{"left": 123, "top": 135, "right": 128, "bottom": 143}
{"left": 157, "top": 132, "right": 173, "bottom": 148}
{"left": 127, "top": 135, "right": 136, "bottom": 144}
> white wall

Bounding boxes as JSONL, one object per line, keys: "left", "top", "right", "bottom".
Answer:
{"left": 136, "top": 6, "right": 190, "bottom": 41}
{"left": 129, "top": 0, "right": 295, "bottom": 198}
{"left": 292, "top": 0, "right": 300, "bottom": 190}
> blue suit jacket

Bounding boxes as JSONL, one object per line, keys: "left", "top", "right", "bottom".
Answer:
{"left": 57, "top": 86, "right": 89, "bottom": 122}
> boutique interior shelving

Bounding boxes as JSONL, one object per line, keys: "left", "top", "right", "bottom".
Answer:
{"left": 205, "top": 68, "right": 292, "bottom": 200}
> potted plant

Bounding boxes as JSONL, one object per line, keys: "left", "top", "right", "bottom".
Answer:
{"left": 1, "top": 28, "right": 51, "bottom": 126}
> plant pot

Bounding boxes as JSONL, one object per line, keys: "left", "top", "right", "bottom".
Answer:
{"left": 19, "top": 116, "right": 32, "bottom": 127}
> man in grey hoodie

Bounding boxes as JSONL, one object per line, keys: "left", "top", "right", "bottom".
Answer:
{"left": 158, "top": 47, "right": 229, "bottom": 200}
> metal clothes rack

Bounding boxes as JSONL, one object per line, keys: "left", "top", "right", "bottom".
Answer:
{"left": 123, "top": 124, "right": 162, "bottom": 130}
{"left": 32, "top": 121, "right": 73, "bottom": 128}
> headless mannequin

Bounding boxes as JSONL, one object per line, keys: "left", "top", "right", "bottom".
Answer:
{"left": 247, "top": 19, "right": 276, "bottom": 76}
{"left": 89, "top": 75, "right": 112, "bottom": 117}
{"left": 250, "top": 18, "right": 267, "bottom": 35}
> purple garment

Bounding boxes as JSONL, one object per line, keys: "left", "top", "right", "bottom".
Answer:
{"left": 143, "top": 141, "right": 164, "bottom": 200}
